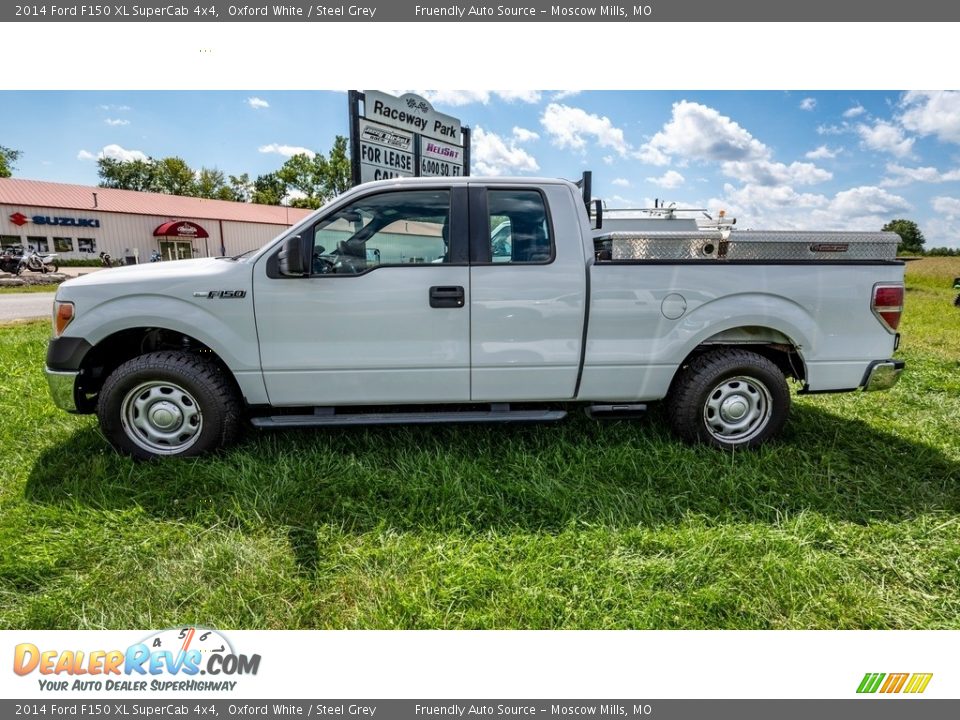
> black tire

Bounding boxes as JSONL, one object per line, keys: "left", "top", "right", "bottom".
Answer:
{"left": 666, "top": 348, "right": 790, "bottom": 449}
{"left": 97, "top": 351, "right": 242, "bottom": 460}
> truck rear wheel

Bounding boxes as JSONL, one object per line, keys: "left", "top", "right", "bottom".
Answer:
{"left": 97, "top": 351, "right": 241, "bottom": 460}
{"left": 666, "top": 348, "right": 790, "bottom": 449}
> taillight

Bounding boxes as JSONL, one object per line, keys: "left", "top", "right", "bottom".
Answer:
{"left": 871, "top": 283, "right": 903, "bottom": 333}
{"left": 53, "top": 301, "right": 74, "bottom": 337}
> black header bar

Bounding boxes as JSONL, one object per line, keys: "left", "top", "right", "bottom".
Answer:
{"left": 5, "top": 0, "right": 960, "bottom": 22}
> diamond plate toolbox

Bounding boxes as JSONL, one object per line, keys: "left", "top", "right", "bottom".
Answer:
{"left": 603, "top": 230, "right": 900, "bottom": 262}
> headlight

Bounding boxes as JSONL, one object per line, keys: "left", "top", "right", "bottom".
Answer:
{"left": 53, "top": 300, "right": 74, "bottom": 337}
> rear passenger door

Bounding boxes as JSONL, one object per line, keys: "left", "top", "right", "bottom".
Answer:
{"left": 468, "top": 184, "right": 588, "bottom": 401}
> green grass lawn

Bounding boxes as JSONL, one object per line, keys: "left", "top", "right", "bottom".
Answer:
{"left": 1, "top": 259, "right": 958, "bottom": 629}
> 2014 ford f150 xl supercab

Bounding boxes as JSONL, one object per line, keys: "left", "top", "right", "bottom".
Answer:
{"left": 44, "top": 176, "right": 906, "bottom": 459}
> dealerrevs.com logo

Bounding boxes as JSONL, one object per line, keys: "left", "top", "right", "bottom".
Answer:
{"left": 857, "top": 672, "right": 933, "bottom": 694}
{"left": 13, "top": 627, "right": 261, "bottom": 692}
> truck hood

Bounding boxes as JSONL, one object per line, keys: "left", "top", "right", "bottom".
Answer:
{"left": 61, "top": 257, "right": 235, "bottom": 288}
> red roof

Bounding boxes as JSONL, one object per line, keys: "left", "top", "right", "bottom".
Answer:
{"left": 0, "top": 178, "right": 313, "bottom": 226}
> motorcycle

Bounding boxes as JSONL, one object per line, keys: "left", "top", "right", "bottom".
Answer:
{"left": 0, "top": 246, "right": 24, "bottom": 274}
{"left": 954, "top": 277, "right": 959, "bottom": 308}
{"left": 150, "top": 250, "right": 162, "bottom": 262}
{"left": 19, "top": 249, "right": 59, "bottom": 274}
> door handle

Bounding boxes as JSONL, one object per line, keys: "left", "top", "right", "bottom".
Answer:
{"left": 429, "top": 285, "right": 465, "bottom": 308}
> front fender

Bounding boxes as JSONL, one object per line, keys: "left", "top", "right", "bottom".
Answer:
{"left": 63, "top": 294, "right": 259, "bottom": 371}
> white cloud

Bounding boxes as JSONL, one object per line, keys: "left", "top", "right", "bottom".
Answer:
{"left": 900, "top": 91, "right": 960, "bottom": 144}
{"left": 805, "top": 145, "right": 841, "bottom": 160}
{"left": 646, "top": 170, "right": 685, "bottom": 189}
{"left": 77, "top": 150, "right": 96, "bottom": 161}
{"left": 496, "top": 90, "right": 542, "bottom": 104}
{"left": 98, "top": 104, "right": 131, "bottom": 112}
{"left": 258, "top": 143, "right": 315, "bottom": 158}
{"left": 932, "top": 196, "right": 960, "bottom": 216}
{"left": 721, "top": 183, "right": 827, "bottom": 212}
{"left": 721, "top": 159, "right": 832, "bottom": 186}
{"left": 637, "top": 101, "right": 768, "bottom": 165}
{"left": 540, "top": 103, "right": 629, "bottom": 156}
{"left": 551, "top": 90, "right": 581, "bottom": 101}
{"left": 816, "top": 123, "right": 849, "bottom": 136}
{"left": 611, "top": 178, "right": 631, "bottom": 187}
{"left": 511, "top": 126, "right": 539, "bottom": 143}
{"left": 857, "top": 120, "right": 915, "bottom": 158}
{"left": 633, "top": 101, "right": 831, "bottom": 189}
{"left": 633, "top": 144, "right": 671, "bottom": 166}
{"left": 829, "top": 185, "right": 912, "bottom": 218}
{"left": 880, "top": 163, "right": 960, "bottom": 187}
{"left": 923, "top": 217, "right": 960, "bottom": 250}
{"left": 247, "top": 97, "right": 270, "bottom": 110}
{"left": 602, "top": 155, "right": 614, "bottom": 165}
{"left": 799, "top": 97, "right": 817, "bottom": 111}
{"left": 843, "top": 105, "right": 866, "bottom": 119}
{"left": 712, "top": 183, "right": 910, "bottom": 233}
{"left": 105, "top": 118, "right": 129, "bottom": 127}
{"left": 98, "top": 144, "right": 148, "bottom": 162}
{"left": 471, "top": 125, "right": 539, "bottom": 176}
{"left": 409, "top": 90, "right": 542, "bottom": 106}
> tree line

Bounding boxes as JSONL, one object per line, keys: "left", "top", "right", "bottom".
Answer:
{"left": 1, "top": 139, "right": 350, "bottom": 210}
{"left": 95, "top": 136, "right": 351, "bottom": 209}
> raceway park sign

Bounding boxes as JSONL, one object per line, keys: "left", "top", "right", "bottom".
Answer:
{"left": 364, "top": 90, "right": 461, "bottom": 143}
{"left": 350, "top": 90, "right": 470, "bottom": 185}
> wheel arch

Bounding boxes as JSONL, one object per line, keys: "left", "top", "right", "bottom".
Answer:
{"left": 676, "top": 325, "right": 808, "bottom": 387}
{"left": 75, "top": 326, "right": 242, "bottom": 413}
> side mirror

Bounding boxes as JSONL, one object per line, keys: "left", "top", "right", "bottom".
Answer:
{"left": 278, "top": 235, "right": 307, "bottom": 276}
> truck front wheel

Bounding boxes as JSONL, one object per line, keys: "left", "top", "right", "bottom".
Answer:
{"left": 666, "top": 348, "right": 790, "bottom": 449}
{"left": 97, "top": 351, "right": 241, "bottom": 460}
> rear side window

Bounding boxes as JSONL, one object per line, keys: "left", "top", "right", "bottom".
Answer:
{"left": 487, "top": 190, "right": 552, "bottom": 263}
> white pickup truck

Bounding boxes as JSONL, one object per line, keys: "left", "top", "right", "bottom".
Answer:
{"left": 45, "top": 175, "right": 905, "bottom": 459}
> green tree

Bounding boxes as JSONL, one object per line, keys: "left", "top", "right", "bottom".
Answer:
{"left": 324, "top": 135, "right": 352, "bottom": 197}
{"left": 0, "top": 145, "right": 22, "bottom": 178}
{"left": 251, "top": 173, "right": 286, "bottom": 206}
{"left": 227, "top": 173, "right": 253, "bottom": 203}
{"left": 277, "top": 153, "right": 324, "bottom": 209}
{"left": 275, "top": 136, "right": 353, "bottom": 209}
{"left": 882, "top": 219, "right": 926, "bottom": 255}
{"left": 195, "top": 167, "right": 226, "bottom": 199}
{"left": 97, "top": 157, "right": 158, "bottom": 192}
{"left": 153, "top": 157, "right": 197, "bottom": 196}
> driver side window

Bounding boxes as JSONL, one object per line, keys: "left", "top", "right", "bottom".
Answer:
{"left": 312, "top": 190, "right": 451, "bottom": 274}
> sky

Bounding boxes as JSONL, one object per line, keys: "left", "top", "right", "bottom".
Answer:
{"left": 2, "top": 89, "right": 960, "bottom": 248}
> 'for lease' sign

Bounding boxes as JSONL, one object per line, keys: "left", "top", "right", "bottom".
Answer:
{"left": 358, "top": 118, "right": 415, "bottom": 183}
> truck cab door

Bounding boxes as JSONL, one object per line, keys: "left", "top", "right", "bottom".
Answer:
{"left": 253, "top": 187, "right": 471, "bottom": 407}
{"left": 468, "top": 183, "right": 588, "bottom": 401}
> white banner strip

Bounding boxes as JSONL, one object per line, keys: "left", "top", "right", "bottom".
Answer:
{"left": 3, "top": 630, "right": 956, "bottom": 699}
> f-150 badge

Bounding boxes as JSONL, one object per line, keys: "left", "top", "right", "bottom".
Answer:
{"left": 194, "top": 290, "right": 247, "bottom": 299}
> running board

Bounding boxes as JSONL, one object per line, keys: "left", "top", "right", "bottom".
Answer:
{"left": 584, "top": 403, "right": 648, "bottom": 419}
{"left": 250, "top": 407, "right": 567, "bottom": 429}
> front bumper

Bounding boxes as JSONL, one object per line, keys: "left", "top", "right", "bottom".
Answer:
{"left": 45, "top": 367, "right": 79, "bottom": 412}
{"left": 861, "top": 359, "right": 906, "bottom": 392}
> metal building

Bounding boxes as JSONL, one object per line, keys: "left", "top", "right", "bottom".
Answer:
{"left": 0, "top": 178, "right": 312, "bottom": 262}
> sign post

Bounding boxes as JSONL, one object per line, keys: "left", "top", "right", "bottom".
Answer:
{"left": 348, "top": 90, "right": 470, "bottom": 187}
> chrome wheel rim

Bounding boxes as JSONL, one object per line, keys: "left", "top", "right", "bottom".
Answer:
{"left": 120, "top": 381, "right": 203, "bottom": 455}
{"left": 702, "top": 375, "right": 772, "bottom": 444}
